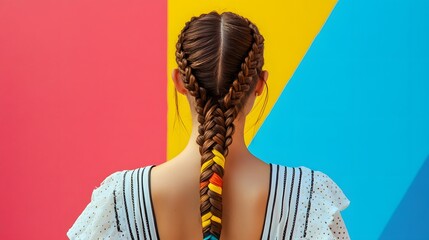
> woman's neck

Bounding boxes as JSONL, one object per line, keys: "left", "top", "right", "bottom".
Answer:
{"left": 181, "top": 112, "right": 252, "bottom": 168}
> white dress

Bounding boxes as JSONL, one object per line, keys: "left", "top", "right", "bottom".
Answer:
{"left": 67, "top": 163, "right": 350, "bottom": 240}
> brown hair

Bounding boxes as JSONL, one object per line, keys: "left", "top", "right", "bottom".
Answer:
{"left": 174, "top": 11, "right": 267, "bottom": 239}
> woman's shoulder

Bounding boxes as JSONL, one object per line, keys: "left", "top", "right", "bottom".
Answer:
{"left": 94, "top": 164, "right": 158, "bottom": 193}
{"left": 105, "top": 164, "right": 157, "bottom": 180}
{"left": 267, "top": 163, "right": 350, "bottom": 239}
{"left": 270, "top": 162, "right": 350, "bottom": 208}
{"left": 67, "top": 164, "right": 157, "bottom": 240}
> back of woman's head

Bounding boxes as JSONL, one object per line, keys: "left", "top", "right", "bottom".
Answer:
{"left": 175, "top": 11, "right": 265, "bottom": 239}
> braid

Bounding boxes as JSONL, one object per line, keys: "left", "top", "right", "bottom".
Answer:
{"left": 175, "top": 12, "right": 264, "bottom": 240}
{"left": 175, "top": 15, "right": 205, "bottom": 100}
{"left": 220, "top": 20, "right": 264, "bottom": 157}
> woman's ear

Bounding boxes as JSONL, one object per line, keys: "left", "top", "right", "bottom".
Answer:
{"left": 255, "top": 70, "right": 268, "bottom": 96}
{"left": 172, "top": 68, "right": 188, "bottom": 95}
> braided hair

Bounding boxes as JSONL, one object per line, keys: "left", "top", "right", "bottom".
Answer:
{"left": 175, "top": 11, "right": 265, "bottom": 240}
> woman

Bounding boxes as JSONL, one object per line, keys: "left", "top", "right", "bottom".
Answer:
{"left": 67, "top": 11, "right": 350, "bottom": 240}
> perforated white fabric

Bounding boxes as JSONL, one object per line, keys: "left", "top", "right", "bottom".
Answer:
{"left": 67, "top": 164, "right": 350, "bottom": 240}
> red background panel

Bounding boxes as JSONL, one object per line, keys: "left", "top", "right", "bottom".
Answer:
{"left": 0, "top": 1, "right": 167, "bottom": 239}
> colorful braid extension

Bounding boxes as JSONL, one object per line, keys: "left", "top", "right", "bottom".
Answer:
{"left": 200, "top": 148, "right": 225, "bottom": 240}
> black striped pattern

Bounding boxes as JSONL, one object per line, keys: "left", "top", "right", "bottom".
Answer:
{"left": 289, "top": 167, "right": 302, "bottom": 240}
{"left": 262, "top": 164, "right": 315, "bottom": 240}
{"left": 122, "top": 170, "right": 135, "bottom": 240}
{"left": 303, "top": 170, "right": 315, "bottom": 238}
{"left": 282, "top": 167, "right": 295, "bottom": 239}
{"left": 113, "top": 190, "right": 122, "bottom": 232}
{"left": 121, "top": 166, "right": 159, "bottom": 240}
{"left": 118, "top": 164, "right": 315, "bottom": 240}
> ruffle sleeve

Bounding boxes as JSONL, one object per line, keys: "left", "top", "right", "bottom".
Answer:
{"left": 67, "top": 170, "right": 127, "bottom": 240}
{"left": 304, "top": 170, "right": 351, "bottom": 239}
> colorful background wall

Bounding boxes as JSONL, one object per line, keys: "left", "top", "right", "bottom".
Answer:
{"left": 1, "top": 0, "right": 428, "bottom": 239}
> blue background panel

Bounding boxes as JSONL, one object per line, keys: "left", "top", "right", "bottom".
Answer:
{"left": 380, "top": 156, "right": 429, "bottom": 240}
{"left": 250, "top": 0, "right": 429, "bottom": 239}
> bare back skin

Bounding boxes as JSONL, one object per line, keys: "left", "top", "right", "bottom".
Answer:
{"left": 149, "top": 67, "right": 270, "bottom": 239}
{"left": 151, "top": 153, "right": 270, "bottom": 240}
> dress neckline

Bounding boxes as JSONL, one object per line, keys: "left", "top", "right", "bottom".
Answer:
{"left": 146, "top": 162, "right": 274, "bottom": 240}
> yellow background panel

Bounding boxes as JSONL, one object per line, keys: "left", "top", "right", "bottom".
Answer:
{"left": 167, "top": 0, "right": 337, "bottom": 160}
